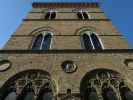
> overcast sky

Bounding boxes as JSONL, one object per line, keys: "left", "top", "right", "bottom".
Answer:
{"left": 0, "top": 0, "right": 133, "bottom": 49}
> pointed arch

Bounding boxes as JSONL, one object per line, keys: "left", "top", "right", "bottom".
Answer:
{"left": 0, "top": 70, "right": 56, "bottom": 100}
{"left": 90, "top": 33, "right": 103, "bottom": 50}
{"left": 42, "top": 33, "right": 52, "bottom": 50}
{"left": 32, "top": 31, "right": 53, "bottom": 50}
{"left": 80, "top": 30, "right": 104, "bottom": 50}
{"left": 81, "top": 33, "right": 93, "bottom": 50}
{"left": 80, "top": 69, "right": 122, "bottom": 100}
{"left": 32, "top": 34, "right": 43, "bottom": 50}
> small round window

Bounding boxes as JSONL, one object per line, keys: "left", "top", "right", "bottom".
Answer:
{"left": 0, "top": 60, "right": 11, "bottom": 72}
{"left": 124, "top": 59, "right": 133, "bottom": 69}
{"left": 61, "top": 61, "right": 77, "bottom": 73}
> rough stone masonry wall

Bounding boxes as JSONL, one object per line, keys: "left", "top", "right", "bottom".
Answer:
{"left": 0, "top": 53, "right": 133, "bottom": 93}
{"left": 3, "top": 6, "right": 129, "bottom": 50}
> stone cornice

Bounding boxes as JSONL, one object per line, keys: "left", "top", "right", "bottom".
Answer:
{"left": 0, "top": 49, "right": 133, "bottom": 54}
{"left": 23, "top": 19, "right": 110, "bottom": 21}
{"left": 32, "top": 2, "right": 100, "bottom": 8}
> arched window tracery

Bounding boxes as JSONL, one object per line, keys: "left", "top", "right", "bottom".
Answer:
{"left": 32, "top": 31, "right": 52, "bottom": 50}
{"left": 1, "top": 70, "right": 56, "bottom": 100}
{"left": 81, "top": 31, "right": 103, "bottom": 50}
{"left": 80, "top": 69, "right": 133, "bottom": 100}
{"left": 17, "top": 82, "right": 34, "bottom": 100}
{"left": 37, "top": 82, "right": 53, "bottom": 100}
{"left": 102, "top": 83, "right": 118, "bottom": 100}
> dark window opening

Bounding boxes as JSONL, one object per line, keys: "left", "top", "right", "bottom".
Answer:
{"left": 67, "top": 89, "right": 71, "bottom": 94}
{"left": 32, "top": 34, "right": 43, "bottom": 50}
{"left": 17, "top": 82, "right": 35, "bottom": 100}
{"left": 84, "top": 87, "right": 98, "bottom": 100}
{"left": 51, "top": 12, "right": 56, "bottom": 20}
{"left": 119, "top": 82, "right": 133, "bottom": 100}
{"left": 82, "top": 34, "right": 93, "bottom": 50}
{"left": 91, "top": 33, "right": 102, "bottom": 50}
{"left": 32, "top": 33, "right": 52, "bottom": 50}
{"left": 61, "top": 60, "right": 77, "bottom": 73}
{"left": 102, "top": 86, "right": 118, "bottom": 100}
{"left": 45, "top": 12, "right": 56, "bottom": 20}
{"left": 77, "top": 11, "right": 89, "bottom": 20}
{"left": 83, "top": 12, "right": 89, "bottom": 19}
{"left": 45, "top": 12, "right": 51, "bottom": 20}
{"left": 42, "top": 34, "right": 52, "bottom": 50}
{"left": 77, "top": 12, "right": 83, "bottom": 19}
{"left": 37, "top": 82, "right": 53, "bottom": 100}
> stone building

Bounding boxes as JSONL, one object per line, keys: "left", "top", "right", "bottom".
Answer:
{"left": 0, "top": 1, "right": 133, "bottom": 100}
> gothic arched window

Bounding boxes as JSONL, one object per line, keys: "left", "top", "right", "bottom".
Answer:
{"left": 45, "top": 11, "right": 56, "bottom": 20}
{"left": 80, "top": 69, "right": 125, "bottom": 100}
{"left": 90, "top": 33, "right": 102, "bottom": 50}
{"left": 32, "top": 31, "right": 52, "bottom": 50}
{"left": 81, "top": 31, "right": 103, "bottom": 50}
{"left": 32, "top": 34, "right": 43, "bottom": 50}
{"left": 1, "top": 70, "right": 56, "bottom": 100}
{"left": 77, "top": 10, "right": 90, "bottom": 20}
{"left": 42, "top": 33, "right": 52, "bottom": 50}
{"left": 82, "top": 34, "right": 93, "bottom": 50}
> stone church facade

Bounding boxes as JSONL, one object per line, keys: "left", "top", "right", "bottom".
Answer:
{"left": 0, "top": 2, "right": 133, "bottom": 100}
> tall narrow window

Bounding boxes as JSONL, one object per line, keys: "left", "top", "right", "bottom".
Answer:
{"left": 42, "top": 33, "right": 52, "bottom": 50}
{"left": 50, "top": 12, "right": 56, "bottom": 20}
{"left": 32, "top": 31, "right": 52, "bottom": 50}
{"left": 81, "top": 31, "right": 103, "bottom": 50}
{"left": 91, "top": 33, "right": 102, "bottom": 50}
{"left": 45, "top": 11, "right": 56, "bottom": 20}
{"left": 77, "top": 10, "right": 90, "bottom": 20}
{"left": 32, "top": 34, "right": 43, "bottom": 50}
{"left": 83, "top": 12, "right": 89, "bottom": 19}
{"left": 77, "top": 12, "right": 83, "bottom": 19}
{"left": 82, "top": 34, "right": 93, "bottom": 50}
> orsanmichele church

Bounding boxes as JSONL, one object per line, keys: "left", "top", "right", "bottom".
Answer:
{"left": 0, "top": 1, "right": 133, "bottom": 100}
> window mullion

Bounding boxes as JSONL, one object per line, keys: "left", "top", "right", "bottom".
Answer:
{"left": 49, "top": 10, "right": 53, "bottom": 20}
{"left": 86, "top": 11, "right": 89, "bottom": 19}
{"left": 89, "top": 33, "right": 95, "bottom": 50}
{"left": 81, "top": 10, "right": 84, "bottom": 20}
{"left": 40, "top": 32, "right": 45, "bottom": 50}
